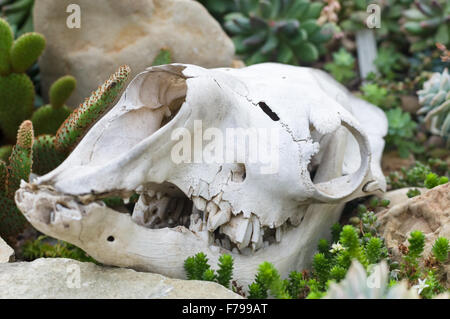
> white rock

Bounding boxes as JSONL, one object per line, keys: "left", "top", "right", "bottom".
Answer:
{"left": 0, "top": 237, "right": 14, "bottom": 263}
{"left": 0, "top": 258, "right": 242, "bottom": 299}
{"left": 33, "top": 0, "right": 235, "bottom": 106}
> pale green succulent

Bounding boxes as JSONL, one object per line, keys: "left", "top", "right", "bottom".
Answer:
{"left": 417, "top": 68, "right": 450, "bottom": 143}
{"left": 324, "top": 260, "right": 419, "bottom": 299}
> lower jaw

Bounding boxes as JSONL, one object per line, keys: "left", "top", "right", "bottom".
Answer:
{"left": 17, "top": 185, "right": 344, "bottom": 287}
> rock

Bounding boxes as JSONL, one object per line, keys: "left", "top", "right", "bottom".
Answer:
{"left": 380, "top": 187, "right": 427, "bottom": 207}
{"left": 377, "top": 183, "right": 450, "bottom": 286}
{"left": 0, "top": 237, "right": 14, "bottom": 263}
{"left": 0, "top": 258, "right": 242, "bottom": 299}
{"left": 34, "top": 0, "right": 235, "bottom": 106}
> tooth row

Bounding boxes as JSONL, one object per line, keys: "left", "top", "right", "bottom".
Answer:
{"left": 132, "top": 191, "right": 189, "bottom": 229}
{"left": 190, "top": 194, "right": 285, "bottom": 253}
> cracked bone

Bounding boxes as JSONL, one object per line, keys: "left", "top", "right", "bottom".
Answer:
{"left": 15, "top": 63, "right": 388, "bottom": 288}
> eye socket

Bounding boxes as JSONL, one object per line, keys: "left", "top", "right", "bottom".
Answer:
{"left": 107, "top": 236, "right": 115, "bottom": 242}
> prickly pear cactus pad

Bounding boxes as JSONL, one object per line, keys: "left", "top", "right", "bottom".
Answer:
{"left": 0, "top": 18, "right": 45, "bottom": 142}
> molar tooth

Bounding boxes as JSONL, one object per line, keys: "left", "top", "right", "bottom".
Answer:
{"left": 220, "top": 215, "right": 252, "bottom": 249}
{"left": 136, "top": 185, "right": 144, "bottom": 193}
{"left": 251, "top": 215, "right": 261, "bottom": 243}
{"left": 171, "top": 199, "right": 185, "bottom": 221}
{"left": 192, "top": 196, "right": 207, "bottom": 211}
{"left": 187, "top": 186, "right": 194, "bottom": 198}
{"left": 275, "top": 227, "right": 282, "bottom": 243}
{"left": 147, "top": 190, "right": 156, "bottom": 198}
{"left": 218, "top": 201, "right": 231, "bottom": 214}
{"left": 156, "top": 192, "right": 163, "bottom": 200}
{"left": 207, "top": 208, "right": 231, "bottom": 232}
{"left": 212, "top": 191, "right": 223, "bottom": 205}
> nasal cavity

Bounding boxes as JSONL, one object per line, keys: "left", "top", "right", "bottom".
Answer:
{"left": 257, "top": 102, "right": 280, "bottom": 121}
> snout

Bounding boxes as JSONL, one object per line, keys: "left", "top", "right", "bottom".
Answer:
{"left": 15, "top": 182, "right": 84, "bottom": 243}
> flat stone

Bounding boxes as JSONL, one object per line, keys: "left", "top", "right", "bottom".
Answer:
{"left": 0, "top": 258, "right": 242, "bottom": 299}
{"left": 34, "top": 0, "right": 235, "bottom": 106}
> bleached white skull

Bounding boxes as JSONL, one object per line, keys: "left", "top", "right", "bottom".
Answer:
{"left": 15, "top": 63, "right": 387, "bottom": 287}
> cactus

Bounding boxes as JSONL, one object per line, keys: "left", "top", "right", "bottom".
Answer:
{"left": 5, "top": 120, "right": 33, "bottom": 197}
{"left": 55, "top": 65, "right": 131, "bottom": 153}
{"left": 403, "top": 0, "right": 450, "bottom": 52}
{"left": 0, "top": 145, "right": 13, "bottom": 162}
{"left": 0, "top": 0, "right": 35, "bottom": 37}
{"left": 152, "top": 48, "right": 172, "bottom": 66}
{"left": 0, "top": 66, "right": 131, "bottom": 239}
{"left": 31, "top": 76, "right": 76, "bottom": 136}
{"left": 224, "top": 0, "right": 332, "bottom": 65}
{"left": 417, "top": 68, "right": 450, "bottom": 144}
{"left": 0, "top": 120, "right": 33, "bottom": 238}
{"left": 31, "top": 135, "right": 66, "bottom": 176}
{"left": 0, "top": 18, "right": 45, "bottom": 142}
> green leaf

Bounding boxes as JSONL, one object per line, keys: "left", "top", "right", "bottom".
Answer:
{"left": 297, "top": 42, "right": 318, "bottom": 63}
{"left": 277, "top": 43, "right": 295, "bottom": 64}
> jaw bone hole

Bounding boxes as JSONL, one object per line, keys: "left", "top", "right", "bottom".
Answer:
{"left": 107, "top": 236, "right": 115, "bottom": 242}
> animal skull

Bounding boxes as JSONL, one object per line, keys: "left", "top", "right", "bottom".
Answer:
{"left": 15, "top": 63, "right": 387, "bottom": 287}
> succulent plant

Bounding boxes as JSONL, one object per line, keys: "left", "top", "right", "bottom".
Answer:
{"left": 224, "top": 0, "right": 332, "bottom": 65}
{"left": 0, "top": 120, "right": 33, "bottom": 238}
{"left": 403, "top": 0, "right": 450, "bottom": 52}
{"left": 385, "top": 107, "right": 424, "bottom": 158}
{"left": 31, "top": 75, "right": 76, "bottom": 136}
{"left": 0, "top": 66, "right": 131, "bottom": 240}
{"left": 0, "top": 0, "right": 35, "bottom": 37}
{"left": 324, "top": 47, "right": 356, "bottom": 84}
{"left": 417, "top": 68, "right": 450, "bottom": 144}
{"left": 324, "top": 260, "right": 419, "bottom": 299}
{"left": 0, "top": 17, "right": 45, "bottom": 142}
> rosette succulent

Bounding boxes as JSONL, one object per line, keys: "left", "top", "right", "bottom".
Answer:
{"left": 403, "top": 0, "right": 450, "bottom": 52}
{"left": 224, "top": 0, "right": 332, "bottom": 65}
{"left": 417, "top": 68, "right": 450, "bottom": 143}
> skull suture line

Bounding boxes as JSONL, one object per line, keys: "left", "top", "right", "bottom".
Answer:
{"left": 15, "top": 63, "right": 387, "bottom": 287}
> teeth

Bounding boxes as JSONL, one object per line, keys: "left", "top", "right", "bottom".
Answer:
{"left": 189, "top": 206, "right": 203, "bottom": 232}
{"left": 220, "top": 215, "right": 253, "bottom": 250}
{"left": 207, "top": 208, "right": 231, "bottom": 232}
{"left": 251, "top": 215, "right": 260, "bottom": 243}
{"left": 171, "top": 198, "right": 185, "bottom": 221}
{"left": 212, "top": 192, "right": 223, "bottom": 205}
{"left": 147, "top": 190, "right": 156, "bottom": 198}
{"left": 221, "top": 237, "right": 231, "bottom": 250}
{"left": 276, "top": 227, "right": 282, "bottom": 243}
{"left": 136, "top": 185, "right": 144, "bottom": 193}
{"left": 156, "top": 192, "right": 163, "bottom": 200}
{"left": 192, "top": 196, "right": 207, "bottom": 211}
